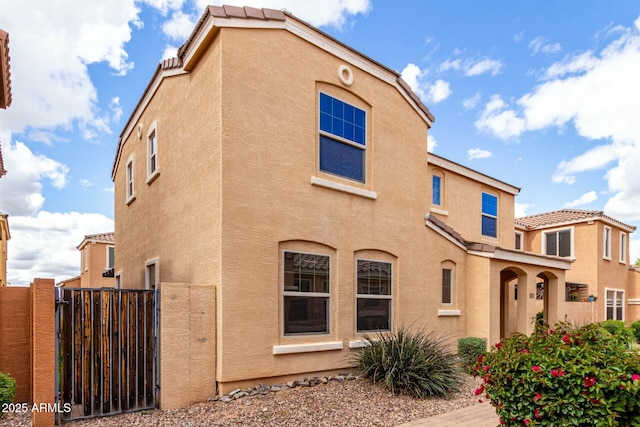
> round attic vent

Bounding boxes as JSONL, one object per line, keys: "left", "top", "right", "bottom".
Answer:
{"left": 338, "top": 65, "right": 353, "bottom": 86}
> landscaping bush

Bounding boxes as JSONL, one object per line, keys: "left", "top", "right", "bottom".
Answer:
{"left": 475, "top": 322, "right": 640, "bottom": 426}
{"left": 631, "top": 320, "right": 640, "bottom": 343}
{"left": 353, "top": 326, "right": 463, "bottom": 398}
{"left": 599, "top": 319, "right": 635, "bottom": 346}
{"left": 0, "top": 372, "right": 17, "bottom": 417}
{"left": 458, "top": 337, "right": 487, "bottom": 374}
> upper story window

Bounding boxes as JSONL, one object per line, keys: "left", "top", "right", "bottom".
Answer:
{"left": 319, "top": 92, "right": 366, "bottom": 182}
{"left": 544, "top": 228, "right": 572, "bottom": 257}
{"left": 481, "top": 192, "right": 498, "bottom": 238}
{"left": 515, "top": 232, "right": 523, "bottom": 250}
{"left": 126, "top": 156, "right": 135, "bottom": 204}
{"left": 603, "top": 226, "right": 612, "bottom": 260}
{"left": 145, "top": 258, "right": 159, "bottom": 290}
{"left": 620, "top": 232, "right": 627, "bottom": 264}
{"left": 147, "top": 121, "right": 159, "bottom": 183}
{"left": 356, "top": 259, "right": 392, "bottom": 332}
{"left": 106, "top": 246, "right": 114, "bottom": 269}
{"left": 283, "top": 251, "right": 330, "bottom": 335}
{"left": 432, "top": 175, "right": 442, "bottom": 206}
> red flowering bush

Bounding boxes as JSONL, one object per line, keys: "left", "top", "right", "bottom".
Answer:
{"left": 475, "top": 323, "right": 640, "bottom": 426}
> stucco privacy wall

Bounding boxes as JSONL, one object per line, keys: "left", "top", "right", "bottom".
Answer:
{"left": 0, "top": 285, "right": 30, "bottom": 402}
{"left": 159, "top": 283, "right": 216, "bottom": 409}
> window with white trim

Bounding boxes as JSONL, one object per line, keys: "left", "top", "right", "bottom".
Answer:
{"left": 432, "top": 175, "right": 442, "bottom": 206}
{"left": 603, "top": 226, "right": 611, "bottom": 260}
{"left": 115, "top": 272, "right": 122, "bottom": 289}
{"left": 515, "top": 232, "right": 523, "bottom": 250}
{"left": 442, "top": 268, "right": 453, "bottom": 304}
{"left": 481, "top": 192, "right": 498, "bottom": 238}
{"left": 145, "top": 258, "right": 159, "bottom": 290}
{"left": 147, "top": 121, "right": 159, "bottom": 182}
{"left": 356, "top": 259, "right": 392, "bottom": 332}
{"left": 544, "top": 228, "right": 572, "bottom": 257}
{"left": 620, "top": 232, "right": 627, "bottom": 263}
{"left": 126, "top": 156, "right": 135, "bottom": 203}
{"left": 319, "top": 92, "right": 366, "bottom": 182}
{"left": 283, "top": 251, "right": 330, "bottom": 335}
{"left": 606, "top": 289, "right": 624, "bottom": 320}
{"left": 106, "top": 245, "right": 114, "bottom": 269}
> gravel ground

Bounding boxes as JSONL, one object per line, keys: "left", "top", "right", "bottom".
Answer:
{"left": 0, "top": 375, "right": 483, "bottom": 427}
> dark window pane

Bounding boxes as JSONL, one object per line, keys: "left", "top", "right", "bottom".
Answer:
{"left": 354, "top": 126, "right": 365, "bottom": 145}
{"left": 319, "top": 93, "right": 332, "bottom": 115}
{"left": 546, "top": 232, "right": 557, "bottom": 256}
{"left": 482, "top": 215, "right": 497, "bottom": 237}
{"left": 319, "top": 135, "right": 364, "bottom": 182}
{"left": 442, "top": 269, "right": 452, "bottom": 304}
{"left": 357, "top": 260, "right": 391, "bottom": 295}
{"left": 319, "top": 93, "right": 366, "bottom": 145}
{"left": 332, "top": 98, "right": 344, "bottom": 119}
{"left": 284, "top": 296, "right": 328, "bottom": 334}
{"left": 432, "top": 176, "right": 441, "bottom": 205}
{"left": 357, "top": 298, "right": 390, "bottom": 332}
{"left": 558, "top": 230, "right": 571, "bottom": 257}
{"left": 320, "top": 112, "right": 332, "bottom": 133}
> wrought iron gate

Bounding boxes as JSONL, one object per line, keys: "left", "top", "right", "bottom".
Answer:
{"left": 55, "top": 288, "right": 159, "bottom": 422}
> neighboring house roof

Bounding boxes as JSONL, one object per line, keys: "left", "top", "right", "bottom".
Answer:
{"left": 0, "top": 142, "right": 5, "bottom": 177}
{"left": 112, "top": 5, "right": 435, "bottom": 179}
{"left": 77, "top": 232, "right": 115, "bottom": 250}
{"left": 0, "top": 211, "right": 9, "bottom": 240}
{"left": 57, "top": 275, "right": 81, "bottom": 287}
{"left": 428, "top": 153, "right": 521, "bottom": 195}
{"left": 0, "top": 28, "right": 12, "bottom": 109}
{"left": 425, "top": 213, "right": 571, "bottom": 270}
{"left": 516, "top": 209, "right": 636, "bottom": 233}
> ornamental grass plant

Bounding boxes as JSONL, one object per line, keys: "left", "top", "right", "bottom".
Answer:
{"left": 353, "top": 326, "right": 463, "bottom": 398}
{"left": 475, "top": 322, "right": 640, "bottom": 426}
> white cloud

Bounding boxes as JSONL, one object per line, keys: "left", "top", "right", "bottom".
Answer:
{"left": 427, "top": 134, "right": 437, "bottom": 152}
{"left": 563, "top": 191, "right": 598, "bottom": 208}
{"left": 439, "top": 57, "right": 504, "bottom": 76}
{"left": 401, "top": 64, "right": 452, "bottom": 105}
{"left": 79, "top": 179, "right": 95, "bottom": 188}
{"left": 6, "top": 211, "right": 114, "bottom": 286}
{"left": 630, "top": 238, "right": 640, "bottom": 265}
{"left": 462, "top": 92, "right": 481, "bottom": 110}
{"left": 529, "top": 36, "right": 562, "bottom": 55}
{"left": 552, "top": 142, "right": 627, "bottom": 184}
{"left": 205, "top": 0, "right": 372, "bottom": 28}
{"left": 467, "top": 147, "right": 492, "bottom": 160}
{"left": 0, "top": 141, "right": 69, "bottom": 216}
{"left": 515, "top": 202, "right": 535, "bottom": 218}
{"left": 475, "top": 95, "right": 526, "bottom": 139}
{"left": 162, "top": 10, "right": 197, "bottom": 41}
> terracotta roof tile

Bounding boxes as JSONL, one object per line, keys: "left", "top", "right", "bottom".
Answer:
{"left": 516, "top": 209, "right": 636, "bottom": 231}
{"left": 84, "top": 232, "right": 114, "bottom": 243}
{"left": 0, "top": 28, "right": 12, "bottom": 109}
{"left": 0, "top": 140, "right": 6, "bottom": 178}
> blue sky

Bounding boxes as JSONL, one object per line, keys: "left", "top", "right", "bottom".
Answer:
{"left": 1, "top": 1, "right": 640, "bottom": 285}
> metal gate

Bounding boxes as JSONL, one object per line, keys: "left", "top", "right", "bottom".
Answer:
{"left": 55, "top": 288, "right": 159, "bottom": 422}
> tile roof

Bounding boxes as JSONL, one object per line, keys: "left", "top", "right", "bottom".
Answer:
{"left": 0, "top": 140, "right": 6, "bottom": 178}
{"left": 515, "top": 209, "right": 636, "bottom": 232}
{"left": 0, "top": 28, "right": 11, "bottom": 109}
{"left": 83, "top": 232, "right": 115, "bottom": 243}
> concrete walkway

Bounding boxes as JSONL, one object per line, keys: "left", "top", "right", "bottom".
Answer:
{"left": 397, "top": 401, "right": 500, "bottom": 427}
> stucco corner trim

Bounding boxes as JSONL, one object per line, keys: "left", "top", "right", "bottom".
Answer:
{"left": 311, "top": 176, "right": 377, "bottom": 200}
{"left": 273, "top": 341, "right": 344, "bottom": 355}
{"left": 438, "top": 309, "right": 461, "bottom": 317}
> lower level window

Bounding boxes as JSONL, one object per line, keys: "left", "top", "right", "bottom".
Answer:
{"left": 606, "top": 289, "right": 624, "bottom": 320}
{"left": 357, "top": 259, "right": 392, "bottom": 332}
{"left": 283, "top": 252, "right": 330, "bottom": 335}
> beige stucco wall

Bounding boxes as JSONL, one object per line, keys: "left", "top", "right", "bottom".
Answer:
{"left": 79, "top": 242, "right": 114, "bottom": 288}
{"left": 429, "top": 166, "right": 516, "bottom": 249}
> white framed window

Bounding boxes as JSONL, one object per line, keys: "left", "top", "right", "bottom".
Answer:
{"left": 543, "top": 228, "right": 573, "bottom": 258}
{"left": 432, "top": 175, "right": 442, "bottom": 206}
{"left": 126, "top": 155, "right": 135, "bottom": 204}
{"left": 603, "top": 226, "right": 612, "bottom": 260}
{"left": 283, "top": 251, "right": 330, "bottom": 335}
{"left": 145, "top": 258, "right": 159, "bottom": 290}
{"left": 106, "top": 245, "right": 114, "bottom": 269}
{"left": 115, "top": 271, "right": 122, "bottom": 289}
{"left": 356, "top": 259, "right": 392, "bottom": 332}
{"left": 481, "top": 192, "right": 498, "bottom": 238}
{"left": 146, "top": 121, "right": 159, "bottom": 183}
{"left": 605, "top": 288, "right": 625, "bottom": 320}
{"left": 318, "top": 92, "right": 366, "bottom": 183}
{"left": 442, "top": 268, "right": 453, "bottom": 304}
{"left": 515, "top": 232, "right": 524, "bottom": 251}
{"left": 620, "top": 232, "right": 627, "bottom": 264}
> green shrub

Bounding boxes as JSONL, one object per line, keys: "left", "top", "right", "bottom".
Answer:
{"left": 458, "top": 337, "right": 487, "bottom": 374}
{"left": 599, "top": 319, "right": 634, "bottom": 346}
{"left": 631, "top": 320, "right": 640, "bottom": 343}
{"left": 0, "top": 372, "right": 17, "bottom": 417}
{"left": 475, "top": 322, "right": 640, "bottom": 426}
{"left": 353, "top": 326, "right": 463, "bottom": 398}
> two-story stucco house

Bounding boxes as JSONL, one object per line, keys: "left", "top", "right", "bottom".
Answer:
{"left": 111, "top": 5, "right": 572, "bottom": 404}
{"left": 516, "top": 209, "right": 639, "bottom": 323}
{"left": 59, "top": 232, "right": 115, "bottom": 288}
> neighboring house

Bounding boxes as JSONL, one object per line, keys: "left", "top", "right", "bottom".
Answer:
{"left": 0, "top": 28, "right": 11, "bottom": 110}
{"left": 111, "top": 5, "right": 571, "bottom": 396}
{"left": 0, "top": 213, "right": 9, "bottom": 286}
{"left": 516, "top": 209, "right": 639, "bottom": 323}
{"left": 65, "top": 232, "right": 115, "bottom": 288}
